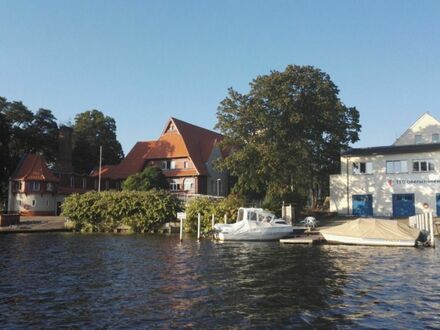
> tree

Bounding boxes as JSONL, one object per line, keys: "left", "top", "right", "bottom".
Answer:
{"left": 122, "top": 166, "right": 168, "bottom": 191}
{"left": 215, "top": 65, "right": 361, "bottom": 209}
{"left": 0, "top": 100, "right": 10, "bottom": 209}
{"left": 72, "top": 110, "right": 124, "bottom": 174}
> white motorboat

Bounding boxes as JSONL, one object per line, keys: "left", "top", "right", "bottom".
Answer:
{"left": 320, "top": 218, "right": 423, "bottom": 247}
{"left": 214, "top": 207, "right": 306, "bottom": 241}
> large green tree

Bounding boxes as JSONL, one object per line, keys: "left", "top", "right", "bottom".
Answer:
{"left": 215, "top": 65, "right": 361, "bottom": 208}
{"left": 72, "top": 110, "right": 124, "bottom": 173}
{"left": 0, "top": 100, "right": 10, "bottom": 209}
{"left": 122, "top": 166, "right": 168, "bottom": 191}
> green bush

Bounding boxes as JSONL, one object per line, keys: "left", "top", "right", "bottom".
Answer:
{"left": 62, "top": 190, "right": 180, "bottom": 232}
{"left": 184, "top": 194, "right": 245, "bottom": 234}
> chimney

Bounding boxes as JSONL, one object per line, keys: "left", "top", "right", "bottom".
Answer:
{"left": 56, "top": 125, "right": 73, "bottom": 172}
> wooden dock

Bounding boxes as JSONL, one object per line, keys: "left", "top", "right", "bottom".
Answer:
{"left": 280, "top": 234, "right": 324, "bottom": 244}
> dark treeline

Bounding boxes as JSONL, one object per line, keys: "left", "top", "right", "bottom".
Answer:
{"left": 0, "top": 96, "right": 124, "bottom": 207}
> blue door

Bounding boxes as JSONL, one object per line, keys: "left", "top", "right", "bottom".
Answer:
{"left": 352, "top": 194, "right": 373, "bottom": 217}
{"left": 436, "top": 194, "right": 440, "bottom": 217}
{"left": 392, "top": 194, "right": 415, "bottom": 217}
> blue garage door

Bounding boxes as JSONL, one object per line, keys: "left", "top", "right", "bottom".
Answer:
{"left": 436, "top": 194, "right": 440, "bottom": 217}
{"left": 352, "top": 194, "right": 373, "bottom": 217}
{"left": 392, "top": 194, "right": 415, "bottom": 217}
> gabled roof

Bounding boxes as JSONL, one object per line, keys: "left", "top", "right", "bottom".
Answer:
{"left": 393, "top": 112, "right": 440, "bottom": 145}
{"left": 10, "top": 154, "right": 59, "bottom": 182}
{"left": 102, "top": 117, "right": 225, "bottom": 180}
{"left": 167, "top": 117, "right": 224, "bottom": 175}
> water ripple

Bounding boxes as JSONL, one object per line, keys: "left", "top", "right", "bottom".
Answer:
{"left": 0, "top": 234, "right": 439, "bottom": 328}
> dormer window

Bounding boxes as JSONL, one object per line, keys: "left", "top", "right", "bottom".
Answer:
{"left": 415, "top": 135, "right": 422, "bottom": 144}
{"left": 162, "top": 160, "right": 173, "bottom": 170}
{"left": 433, "top": 134, "right": 439, "bottom": 143}
{"left": 30, "top": 181, "right": 41, "bottom": 192}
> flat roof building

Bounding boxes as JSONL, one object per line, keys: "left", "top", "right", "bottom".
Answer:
{"left": 330, "top": 113, "right": 440, "bottom": 217}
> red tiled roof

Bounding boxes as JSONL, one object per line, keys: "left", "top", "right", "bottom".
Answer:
{"left": 89, "top": 165, "right": 117, "bottom": 178}
{"left": 104, "top": 118, "right": 224, "bottom": 179}
{"left": 10, "top": 154, "right": 59, "bottom": 182}
{"left": 163, "top": 169, "right": 199, "bottom": 177}
{"left": 102, "top": 142, "right": 155, "bottom": 179}
{"left": 168, "top": 117, "right": 224, "bottom": 175}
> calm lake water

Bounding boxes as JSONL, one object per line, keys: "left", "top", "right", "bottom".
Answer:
{"left": 0, "top": 233, "right": 439, "bottom": 329}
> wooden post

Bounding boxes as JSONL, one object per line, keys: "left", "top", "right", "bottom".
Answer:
{"left": 212, "top": 214, "right": 215, "bottom": 229}
{"left": 224, "top": 214, "right": 227, "bottom": 224}
{"left": 180, "top": 217, "right": 183, "bottom": 242}
{"left": 197, "top": 213, "right": 201, "bottom": 240}
{"left": 429, "top": 212, "right": 435, "bottom": 248}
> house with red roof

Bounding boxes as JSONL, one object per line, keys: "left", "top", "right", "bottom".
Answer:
{"left": 97, "top": 117, "right": 230, "bottom": 197}
{"left": 8, "top": 117, "right": 230, "bottom": 215}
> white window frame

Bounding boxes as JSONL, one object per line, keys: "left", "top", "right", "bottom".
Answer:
{"left": 413, "top": 160, "right": 435, "bottom": 172}
{"left": 386, "top": 160, "right": 408, "bottom": 174}
{"left": 170, "top": 161, "right": 176, "bottom": 170}
{"left": 170, "top": 179, "right": 180, "bottom": 191}
{"left": 352, "top": 161, "right": 373, "bottom": 175}
{"left": 183, "top": 178, "right": 194, "bottom": 191}
{"left": 433, "top": 133, "right": 439, "bottom": 143}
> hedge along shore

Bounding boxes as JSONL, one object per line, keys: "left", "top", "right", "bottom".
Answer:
{"left": 62, "top": 190, "right": 181, "bottom": 233}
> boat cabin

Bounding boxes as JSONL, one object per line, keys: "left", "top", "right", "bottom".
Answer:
{"left": 236, "top": 208, "right": 286, "bottom": 224}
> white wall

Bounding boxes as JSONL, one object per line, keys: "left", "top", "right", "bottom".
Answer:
{"left": 331, "top": 151, "right": 440, "bottom": 216}
{"left": 12, "top": 192, "right": 58, "bottom": 215}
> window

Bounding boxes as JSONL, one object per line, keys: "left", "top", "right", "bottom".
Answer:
{"left": 433, "top": 134, "right": 439, "bottom": 143}
{"left": 170, "top": 161, "right": 176, "bottom": 169}
{"left": 30, "top": 181, "right": 41, "bottom": 192}
{"left": 183, "top": 178, "right": 194, "bottom": 191}
{"left": 238, "top": 209, "right": 244, "bottom": 221}
{"left": 415, "top": 135, "right": 422, "bottom": 144}
{"left": 115, "top": 181, "right": 121, "bottom": 190}
{"left": 386, "top": 160, "right": 408, "bottom": 174}
{"left": 170, "top": 179, "right": 180, "bottom": 191}
{"left": 352, "top": 162, "right": 373, "bottom": 174}
{"left": 184, "top": 161, "right": 189, "bottom": 169}
{"left": 105, "top": 180, "right": 109, "bottom": 190}
{"left": 161, "top": 160, "right": 171, "bottom": 170}
{"left": 70, "top": 176, "right": 74, "bottom": 188}
{"left": 247, "top": 211, "right": 257, "bottom": 221}
{"left": 82, "top": 178, "right": 87, "bottom": 189}
{"left": 32, "top": 200, "right": 36, "bottom": 207}
{"left": 217, "top": 179, "right": 223, "bottom": 195}
{"left": 47, "top": 183, "right": 54, "bottom": 192}
{"left": 413, "top": 160, "right": 435, "bottom": 172}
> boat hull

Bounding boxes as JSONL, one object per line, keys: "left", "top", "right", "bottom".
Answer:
{"left": 215, "top": 226, "right": 305, "bottom": 241}
{"left": 321, "top": 233, "right": 416, "bottom": 247}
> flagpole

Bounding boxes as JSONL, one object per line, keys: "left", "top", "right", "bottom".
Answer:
{"left": 98, "top": 146, "right": 102, "bottom": 192}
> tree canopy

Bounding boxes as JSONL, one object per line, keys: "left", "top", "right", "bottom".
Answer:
{"left": 72, "top": 110, "right": 124, "bottom": 174}
{"left": 122, "top": 166, "right": 169, "bottom": 191}
{"left": 215, "top": 65, "right": 361, "bottom": 208}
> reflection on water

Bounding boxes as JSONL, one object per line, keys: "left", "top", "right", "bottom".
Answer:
{"left": 0, "top": 234, "right": 439, "bottom": 328}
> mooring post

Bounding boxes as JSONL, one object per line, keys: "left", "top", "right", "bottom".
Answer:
{"left": 429, "top": 212, "right": 435, "bottom": 248}
{"left": 180, "top": 217, "right": 183, "bottom": 241}
{"left": 212, "top": 214, "right": 215, "bottom": 229}
{"left": 224, "top": 214, "right": 227, "bottom": 224}
{"left": 197, "top": 213, "right": 201, "bottom": 240}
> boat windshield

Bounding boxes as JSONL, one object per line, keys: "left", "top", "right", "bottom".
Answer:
{"left": 247, "top": 211, "right": 257, "bottom": 221}
{"left": 258, "top": 211, "right": 275, "bottom": 222}
{"left": 237, "top": 208, "right": 244, "bottom": 221}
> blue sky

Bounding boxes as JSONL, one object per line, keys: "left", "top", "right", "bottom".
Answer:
{"left": 1, "top": 0, "right": 439, "bottom": 154}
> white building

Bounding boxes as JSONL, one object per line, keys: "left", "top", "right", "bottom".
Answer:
{"left": 330, "top": 113, "right": 440, "bottom": 217}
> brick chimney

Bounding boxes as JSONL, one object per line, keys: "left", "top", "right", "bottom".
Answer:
{"left": 56, "top": 125, "right": 73, "bottom": 172}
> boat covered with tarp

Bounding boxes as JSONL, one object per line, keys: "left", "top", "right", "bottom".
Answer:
{"left": 320, "top": 218, "right": 423, "bottom": 247}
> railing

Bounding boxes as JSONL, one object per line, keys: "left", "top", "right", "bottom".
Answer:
{"left": 171, "top": 193, "right": 225, "bottom": 204}
{"left": 409, "top": 213, "right": 435, "bottom": 248}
